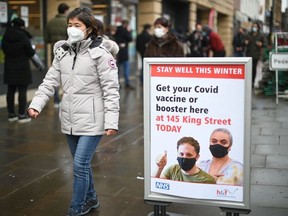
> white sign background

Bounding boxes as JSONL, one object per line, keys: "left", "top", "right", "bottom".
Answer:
{"left": 150, "top": 77, "right": 244, "bottom": 201}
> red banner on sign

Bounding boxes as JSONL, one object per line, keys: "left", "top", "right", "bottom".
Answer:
{"left": 150, "top": 64, "right": 245, "bottom": 79}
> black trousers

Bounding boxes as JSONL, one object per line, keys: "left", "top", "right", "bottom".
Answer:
{"left": 6, "top": 84, "right": 28, "bottom": 115}
{"left": 213, "top": 50, "right": 226, "bottom": 57}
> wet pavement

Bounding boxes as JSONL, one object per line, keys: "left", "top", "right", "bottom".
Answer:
{"left": 0, "top": 80, "right": 288, "bottom": 216}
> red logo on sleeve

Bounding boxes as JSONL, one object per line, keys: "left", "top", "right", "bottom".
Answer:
{"left": 108, "top": 58, "right": 117, "bottom": 69}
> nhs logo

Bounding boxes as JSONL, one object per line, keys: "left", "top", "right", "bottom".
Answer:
{"left": 155, "top": 181, "right": 170, "bottom": 190}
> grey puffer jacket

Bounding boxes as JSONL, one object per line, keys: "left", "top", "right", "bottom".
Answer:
{"left": 29, "top": 37, "right": 120, "bottom": 135}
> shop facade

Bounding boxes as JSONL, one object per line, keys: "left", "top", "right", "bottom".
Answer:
{"left": 0, "top": 0, "right": 235, "bottom": 95}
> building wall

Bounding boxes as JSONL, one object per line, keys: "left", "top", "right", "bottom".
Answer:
{"left": 138, "top": 0, "right": 234, "bottom": 56}
{"left": 193, "top": 0, "right": 234, "bottom": 56}
{"left": 47, "top": 0, "right": 92, "bottom": 22}
{"left": 138, "top": 0, "right": 162, "bottom": 31}
{"left": 274, "top": 0, "right": 282, "bottom": 24}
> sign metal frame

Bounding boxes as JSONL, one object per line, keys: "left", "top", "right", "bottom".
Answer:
{"left": 143, "top": 57, "right": 252, "bottom": 210}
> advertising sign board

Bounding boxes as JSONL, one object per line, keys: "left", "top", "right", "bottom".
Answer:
{"left": 144, "top": 57, "right": 252, "bottom": 209}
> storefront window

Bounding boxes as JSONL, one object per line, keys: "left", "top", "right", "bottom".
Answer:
{"left": 0, "top": 0, "right": 44, "bottom": 94}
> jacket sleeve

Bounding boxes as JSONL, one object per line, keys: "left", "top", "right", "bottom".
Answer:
{"left": 28, "top": 56, "right": 61, "bottom": 113}
{"left": 96, "top": 46, "right": 120, "bottom": 130}
{"left": 22, "top": 31, "right": 36, "bottom": 58}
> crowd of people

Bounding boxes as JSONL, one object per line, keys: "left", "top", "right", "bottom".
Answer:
{"left": 135, "top": 19, "right": 267, "bottom": 88}
{"left": 2, "top": 8, "right": 267, "bottom": 124}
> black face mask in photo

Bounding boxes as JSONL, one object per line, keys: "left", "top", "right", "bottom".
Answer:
{"left": 209, "top": 144, "right": 229, "bottom": 158}
{"left": 177, "top": 157, "right": 196, "bottom": 171}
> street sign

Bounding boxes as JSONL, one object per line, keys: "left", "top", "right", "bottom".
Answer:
{"left": 144, "top": 57, "right": 252, "bottom": 210}
{"left": 269, "top": 52, "right": 288, "bottom": 70}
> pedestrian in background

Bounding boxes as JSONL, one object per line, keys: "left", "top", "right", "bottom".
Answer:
{"left": 44, "top": 2, "right": 69, "bottom": 108}
{"left": 202, "top": 25, "right": 226, "bottom": 57}
{"left": 95, "top": 19, "right": 119, "bottom": 58}
{"left": 105, "top": 24, "right": 117, "bottom": 42}
{"left": 187, "top": 23, "right": 209, "bottom": 57}
{"left": 28, "top": 7, "right": 120, "bottom": 216}
{"left": 136, "top": 23, "right": 152, "bottom": 84}
{"left": 245, "top": 22, "right": 266, "bottom": 88}
{"left": 233, "top": 26, "right": 246, "bottom": 57}
{"left": 115, "top": 20, "right": 134, "bottom": 89}
{"left": 2, "top": 17, "right": 36, "bottom": 123}
{"left": 145, "top": 17, "right": 184, "bottom": 57}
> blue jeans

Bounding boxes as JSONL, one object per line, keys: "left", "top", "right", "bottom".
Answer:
{"left": 118, "top": 60, "right": 130, "bottom": 86}
{"left": 66, "top": 135, "right": 102, "bottom": 212}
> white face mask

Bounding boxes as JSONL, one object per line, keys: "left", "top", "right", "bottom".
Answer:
{"left": 154, "top": 28, "right": 166, "bottom": 38}
{"left": 67, "top": 27, "right": 86, "bottom": 44}
{"left": 252, "top": 26, "right": 258, "bottom": 32}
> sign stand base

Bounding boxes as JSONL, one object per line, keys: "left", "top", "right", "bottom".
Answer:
{"left": 220, "top": 207, "right": 251, "bottom": 216}
{"left": 145, "top": 200, "right": 171, "bottom": 216}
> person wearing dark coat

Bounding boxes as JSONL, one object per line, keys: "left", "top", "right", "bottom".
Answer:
{"left": 2, "top": 17, "right": 36, "bottom": 123}
{"left": 136, "top": 23, "right": 152, "bottom": 84}
{"left": 44, "top": 3, "right": 69, "bottom": 107}
{"left": 232, "top": 27, "right": 246, "bottom": 57}
{"left": 245, "top": 22, "right": 266, "bottom": 88}
{"left": 115, "top": 20, "right": 134, "bottom": 89}
{"left": 145, "top": 17, "right": 184, "bottom": 57}
{"left": 187, "top": 23, "right": 209, "bottom": 57}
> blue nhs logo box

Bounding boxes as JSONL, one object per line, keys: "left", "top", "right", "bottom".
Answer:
{"left": 155, "top": 181, "right": 170, "bottom": 190}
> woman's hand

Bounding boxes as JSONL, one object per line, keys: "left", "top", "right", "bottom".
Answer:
{"left": 105, "top": 129, "right": 118, "bottom": 136}
{"left": 27, "top": 108, "right": 39, "bottom": 118}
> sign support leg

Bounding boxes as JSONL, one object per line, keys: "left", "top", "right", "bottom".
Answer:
{"left": 160, "top": 205, "right": 167, "bottom": 216}
{"left": 220, "top": 207, "right": 251, "bottom": 216}
{"left": 145, "top": 200, "right": 171, "bottom": 216}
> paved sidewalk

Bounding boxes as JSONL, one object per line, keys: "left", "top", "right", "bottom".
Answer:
{"left": 0, "top": 86, "right": 287, "bottom": 215}
{"left": 250, "top": 94, "right": 288, "bottom": 212}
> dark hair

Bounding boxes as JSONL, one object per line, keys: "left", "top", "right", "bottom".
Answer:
{"left": 252, "top": 21, "right": 261, "bottom": 30}
{"left": 58, "top": 3, "right": 69, "bottom": 14}
{"left": 143, "top": 24, "right": 151, "bottom": 30}
{"left": 67, "top": 7, "right": 99, "bottom": 38}
{"left": 177, "top": 137, "right": 200, "bottom": 155}
{"left": 154, "top": 17, "right": 171, "bottom": 28}
{"left": 122, "top": 20, "right": 129, "bottom": 27}
{"left": 11, "top": 17, "right": 25, "bottom": 27}
{"left": 202, "top": 25, "right": 212, "bottom": 35}
{"left": 95, "top": 19, "right": 104, "bottom": 35}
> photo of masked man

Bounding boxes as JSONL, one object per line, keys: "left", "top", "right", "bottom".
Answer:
{"left": 153, "top": 136, "right": 216, "bottom": 184}
{"left": 198, "top": 128, "right": 244, "bottom": 186}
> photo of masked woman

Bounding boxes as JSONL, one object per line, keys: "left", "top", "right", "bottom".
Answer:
{"left": 198, "top": 128, "right": 244, "bottom": 186}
